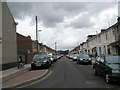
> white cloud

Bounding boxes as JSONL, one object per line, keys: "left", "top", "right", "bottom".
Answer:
{"left": 16, "top": 16, "right": 36, "bottom": 40}
{"left": 10, "top": 2, "right": 118, "bottom": 50}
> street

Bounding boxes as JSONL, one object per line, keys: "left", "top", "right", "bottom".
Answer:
{"left": 15, "top": 57, "right": 120, "bottom": 88}
{"left": 1, "top": 2, "right": 120, "bottom": 89}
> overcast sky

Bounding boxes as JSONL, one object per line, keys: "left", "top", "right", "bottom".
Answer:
{"left": 7, "top": 1, "right": 118, "bottom": 51}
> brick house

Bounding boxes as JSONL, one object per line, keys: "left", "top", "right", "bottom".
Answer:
{"left": 17, "top": 33, "right": 33, "bottom": 64}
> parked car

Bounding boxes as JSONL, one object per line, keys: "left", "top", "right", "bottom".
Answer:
{"left": 31, "top": 52, "right": 51, "bottom": 69}
{"left": 48, "top": 54, "right": 54, "bottom": 63}
{"left": 77, "top": 54, "right": 92, "bottom": 64}
{"left": 93, "top": 55, "right": 120, "bottom": 83}
{"left": 66, "top": 54, "right": 74, "bottom": 59}
{"left": 53, "top": 55, "right": 58, "bottom": 62}
{"left": 72, "top": 54, "right": 79, "bottom": 61}
{"left": 66, "top": 54, "right": 70, "bottom": 58}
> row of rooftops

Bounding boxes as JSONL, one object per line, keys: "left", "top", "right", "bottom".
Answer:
{"left": 17, "top": 33, "right": 56, "bottom": 52}
{"left": 71, "top": 17, "right": 120, "bottom": 51}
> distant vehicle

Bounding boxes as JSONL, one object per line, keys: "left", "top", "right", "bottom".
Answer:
{"left": 53, "top": 55, "right": 58, "bottom": 62}
{"left": 93, "top": 55, "right": 120, "bottom": 83}
{"left": 31, "top": 52, "right": 51, "bottom": 69}
{"left": 57, "top": 55, "right": 63, "bottom": 59}
{"left": 77, "top": 54, "right": 92, "bottom": 64}
{"left": 48, "top": 54, "right": 54, "bottom": 63}
{"left": 66, "top": 54, "right": 73, "bottom": 59}
{"left": 66, "top": 54, "right": 72, "bottom": 59}
{"left": 66, "top": 55, "right": 69, "bottom": 58}
{"left": 72, "top": 54, "right": 79, "bottom": 61}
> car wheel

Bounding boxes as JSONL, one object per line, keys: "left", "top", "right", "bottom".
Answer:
{"left": 89, "top": 61, "right": 92, "bottom": 65}
{"left": 46, "top": 64, "right": 50, "bottom": 69}
{"left": 77, "top": 60, "right": 79, "bottom": 64}
{"left": 31, "top": 66, "right": 35, "bottom": 70}
{"left": 105, "top": 74, "right": 111, "bottom": 83}
{"left": 93, "top": 68, "right": 98, "bottom": 75}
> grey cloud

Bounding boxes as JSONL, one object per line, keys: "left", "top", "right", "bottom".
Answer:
{"left": 86, "top": 2, "right": 117, "bottom": 14}
{"left": 67, "top": 15, "right": 95, "bottom": 29}
{"left": 57, "top": 43, "right": 76, "bottom": 50}
{"left": 8, "top": 2, "right": 33, "bottom": 19}
{"left": 8, "top": 2, "right": 117, "bottom": 28}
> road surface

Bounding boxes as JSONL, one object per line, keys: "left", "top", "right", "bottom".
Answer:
{"left": 15, "top": 57, "right": 120, "bottom": 88}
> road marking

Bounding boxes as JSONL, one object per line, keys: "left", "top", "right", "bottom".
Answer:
{"left": 14, "top": 70, "right": 52, "bottom": 89}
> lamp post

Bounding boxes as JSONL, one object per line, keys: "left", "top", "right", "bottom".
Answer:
{"left": 35, "top": 16, "right": 42, "bottom": 53}
{"left": 38, "top": 30, "right": 42, "bottom": 52}
{"left": 77, "top": 42, "right": 80, "bottom": 54}
{"left": 35, "top": 15, "right": 38, "bottom": 53}
{"left": 36, "top": 15, "right": 38, "bottom": 41}
{"left": 55, "top": 42, "right": 57, "bottom": 55}
{"left": 38, "top": 30, "right": 42, "bottom": 43}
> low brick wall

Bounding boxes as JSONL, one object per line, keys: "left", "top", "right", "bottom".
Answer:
{"left": 26, "top": 54, "right": 35, "bottom": 64}
{"left": 1, "top": 62, "right": 18, "bottom": 70}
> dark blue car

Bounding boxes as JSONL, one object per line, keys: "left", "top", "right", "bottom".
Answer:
{"left": 93, "top": 55, "right": 120, "bottom": 83}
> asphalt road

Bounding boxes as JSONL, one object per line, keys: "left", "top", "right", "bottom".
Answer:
{"left": 17, "top": 56, "right": 120, "bottom": 88}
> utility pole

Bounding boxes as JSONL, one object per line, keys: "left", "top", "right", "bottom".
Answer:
{"left": 77, "top": 42, "right": 80, "bottom": 54}
{"left": 55, "top": 42, "right": 57, "bottom": 55}
{"left": 36, "top": 15, "right": 38, "bottom": 53}
{"left": 118, "top": 1, "right": 120, "bottom": 17}
{"left": 108, "top": 21, "right": 110, "bottom": 28}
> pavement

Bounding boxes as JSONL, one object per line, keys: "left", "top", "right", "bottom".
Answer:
{"left": 0, "top": 64, "right": 49, "bottom": 89}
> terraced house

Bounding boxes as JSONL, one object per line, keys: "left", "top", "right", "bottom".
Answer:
{"left": 1, "top": 2, "right": 17, "bottom": 70}
{"left": 70, "top": 17, "right": 120, "bottom": 56}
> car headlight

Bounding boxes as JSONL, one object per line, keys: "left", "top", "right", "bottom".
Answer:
{"left": 31, "top": 61, "right": 36, "bottom": 63}
{"left": 112, "top": 70, "right": 119, "bottom": 73}
{"left": 80, "top": 58, "right": 83, "bottom": 60}
{"left": 43, "top": 60, "right": 47, "bottom": 63}
{"left": 89, "top": 58, "right": 91, "bottom": 60}
{"left": 74, "top": 57, "right": 77, "bottom": 59}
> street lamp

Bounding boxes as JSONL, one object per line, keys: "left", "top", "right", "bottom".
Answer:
{"left": 38, "top": 30, "right": 42, "bottom": 43}
{"left": 35, "top": 15, "right": 42, "bottom": 53}
{"left": 55, "top": 42, "right": 57, "bottom": 55}
{"left": 77, "top": 42, "right": 80, "bottom": 54}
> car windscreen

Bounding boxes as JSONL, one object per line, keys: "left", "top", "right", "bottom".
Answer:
{"left": 73, "top": 54, "right": 78, "bottom": 57}
{"left": 106, "top": 56, "right": 120, "bottom": 64}
{"left": 33, "top": 54, "right": 47, "bottom": 61}
{"left": 79, "top": 54, "right": 90, "bottom": 59}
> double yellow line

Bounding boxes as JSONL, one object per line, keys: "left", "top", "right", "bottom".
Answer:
{"left": 14, "top": 70, "right": 53, "bottom": 89}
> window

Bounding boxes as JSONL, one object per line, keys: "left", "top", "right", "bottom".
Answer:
{"left": 112, "top": 29, "right": 115, "bottom": 35}
{"left": 98, "top": 35, "right": 101, "bottom": 42}
{"left": 107, "top": 46, "right": 111, "bottom": 54}
{"left": 96, "top": 57, "right": 101, "bottom": 61}
{"left": 99, "top": 47, "right": 102, "bottom": 55}
{"left": 106, "top": 34, "right": 108, "bottom": 40}
{"left": 96, "top": 38, "right": 97, "bottom": 41}
{"left": 96, "top": 56, "right": 104, "bottom": 63}
{"left": 100, "top": 57, "right": 104, "bottom": 63}
{"left": 104, "top": 46, "right": 106, "bottom": 55}
{"left": 117, "top": 27, "right": 119, "bottom": 33}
